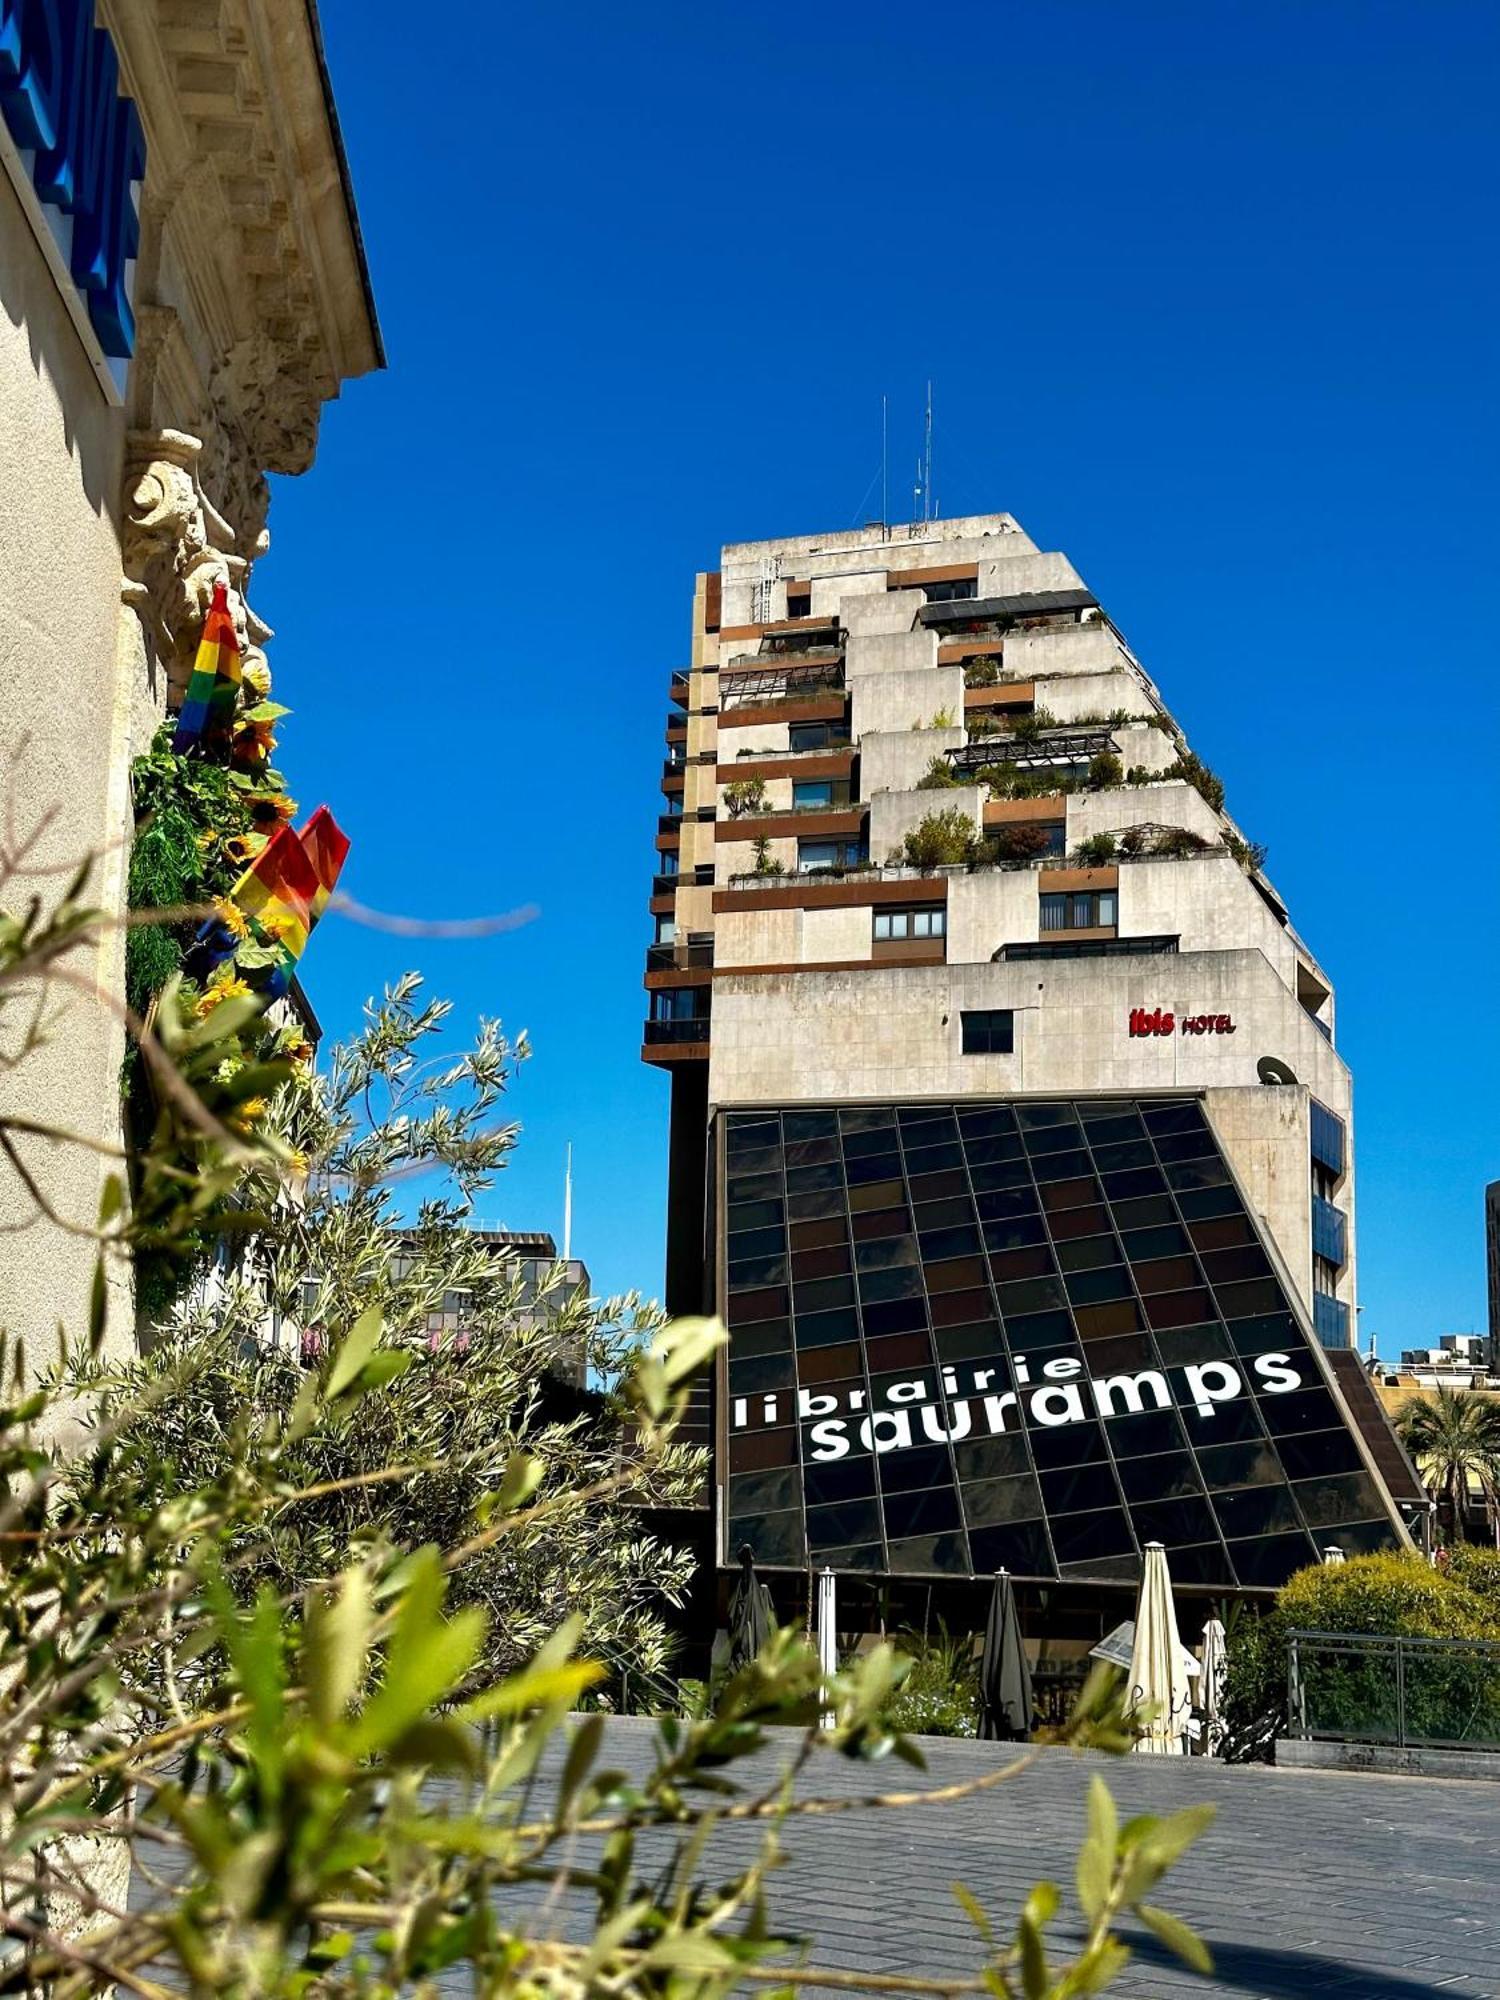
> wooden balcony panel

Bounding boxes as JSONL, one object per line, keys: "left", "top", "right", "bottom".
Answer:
{"left": 714, "top": 750, "right": 854, "bottom": 784}
{"left": 983, "top": 796, "right": 1066, "bottom": 827}
{"left": 715, "top": 693, "right": 847, "bottom": 731}
{"left": 641, "top": 1040, "right": 710, "bottom": 1066}
{"left": 715, "top": 807, "right": 865, "bottom": 844}
{"left": 886, "top": 564, "right": 978, "bottom": 590}
{"left": 713, "top": 876, "right": 948, "bottom": 915}
{"left": 939, "top": 638, "right": 1007, "bottom": 664}
{"left": 964, "top": 680, "right": 1035, "bottom": 709}
{"left": 1039, "top": 866, "right": 1119, "bottom": 893}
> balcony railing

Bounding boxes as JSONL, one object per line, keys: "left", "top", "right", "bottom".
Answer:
{"left": 719, "top": 659, "right": 845, "bottom": 710}
{"left": 944, "top": 730, "right": 1115, "bottom": 776}
{"left": 644, "top": 940, "right": 714, "bottom": 972}
{"left": 1313, "top": 1196, "right": 1348, "bottom": 1269}
{"left": 1287, "top": 1630, "right": 1500, "bottom": 1753}
{"left": 998, "top": 935, "right": 1179, "bottom": 962}
{"left": 917, "top": 588, "right": 1098, "bottom": 632}
{"left": 669, "top": 671, "right": 690, "bottom": 706}
{"left": 650, "top": 863, "right": 714, "bottom": 897}
{"left": 643, "top": 1018, "right": 710, "bottom": 1045}
{"left": 732, "top": 738, "right": 852, "bottom": 760}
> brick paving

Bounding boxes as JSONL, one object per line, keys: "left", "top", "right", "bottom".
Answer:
{"left": 530, "top": 1719, "right": 1500, "bottom": 1999}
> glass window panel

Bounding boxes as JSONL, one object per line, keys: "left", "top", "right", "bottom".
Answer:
{"left": 872, "top": 911, "right": 892, "bottom": 940}
{"left": 1064, "top": 1264, "right": 1135, "bottom": 1306}
{"left": 1040, "top": 1463, "right": 1123, "bottom": 1516}
{"left": 905, "top": 1142, "right": 965, "bottom": 1175}
{"left": 793, "top": 1305, "right": 861, "bottom": 1347}
{"left": 728, "top": 1201, "right": 785, "bottom": 1235}
{"left": 1017, "top": 1101, "right": 1079, "bottom": 1135}
{"left": 919, "top": 1225, "right": 982, "bottom": 1259}
{"left": 726, "top": 1116, "right": 781, "bottom": 1156}
{"left": 976, "top": 1186, "right": 1042, "bottom": 1223}
{"left": 1167, "top": 1541, "right": 1237, "bottom": 1586}
{"left": 1048, "top": 1203, "right": 1113, "bottom": 1241}
{"left": 729, "top": 1253, "right": 789, "bottom": 1289}
{"left": 988, "top": 1244, "right": 1055, "bottom": 1281}
{"left": 862, "top": 1296, "right": 928, "bottom": 1338}
{"left": 727, "top": 1285, "right": 789, "bottom": 1326}
{"left": 1195, "top": 1438, "right": 1287, "bottom": 1489}
{"left": 882, "top": 1485, "right": 962, "bottom": 1539}
{"left": 1175, "top": 1184, "right": 1245, "bottom": 1221}
{"left": 729, "top": 1353, "right": 795, "bottom": 1396}
{"left": 1122, "top": 1223, "right": 1192, "bottom": 1261}
{"left": 887, "top": 1532, "right": 970, "bottom": 1575}
{"left": 970, "top": 1158, "right": 1035, "bottom": 1192}
{"left": 996, "top": 1275, "right": 1067, "bottom": 1316}
{"left": 984, "top": 1217, "right": 1050, "bottom": 1255}
{"left": 963, "top": 1132, "right": 1026, "bottom": 1166}
{"left": 1079, "top": 1331, "right": 1156, "bottom": 1372}
{"left": 809, "top": 1541, "right": 886, "bottom": 1571}
{"left": 793, "top": 1244, "right": 850, "bottom": 1282}
{"left": 1059, "top": 1552, "right": 1143, "bottom": 1582}
{"left": 793, "top": 1274, "right": 854, "bottom": 1313}
{"left": 1005, "top": 1308, "right": 1076, "bottom": 1351}
{"left": 1153, "top": 1130, "right": 1219, "bottom": 1165}
{"left": 1187, "top": 1212, "right": 1258, "bottom": 1252}
{"left": 909, "top": 1168, "right": 969, "bottom": 1202}
{"left": 803, "top": 1456, "right": 877, "bottom": 1506}
{"left": 1142, "top": 1100, "right": 1208, "bottom": 1138}
{"left": 1100, "top": 1166, "right": 1169, "bottom": 1203}
{"left": 783, "top": 1109, "right": 840, "bottom": 1142}
{"left": 925, "top": 1254, "right": 988, "bottom": 1293}
{"left": 784, "top": 1161, "right": 841, "bottom": 1195}
{"left": 807, "top": 1499, "right": 883, "bottom": 1549}
{"left": 731, "top": 1508, "right": 807, "bottom": 1566}
{"left": 957, "top": 1105, "right": 1017, "bottom": 1136}
{"left": 729, "top": 1426, "right": 798, "bottom": 1472}
{"left": 912, "top": 1195, "right": 974, "bottom": 1230}
{"left": 1153, "top": 1322, "right": 1234, "bottom": 1368}
{"left": 967, "top": 1520, "right": 1056, "bottom": 1576}
{"left": 730, "top": 1320, "right": 792, "bottom": 1359}
{"left": 1228, "top": 1531, "right": 1317, "bottom": 1590}
{"left": 1315, "top": 1519, "right": 1399, "bottom": 1557}
{"left": 795, "top": 1340, "right": 862, "bottom": 1383}
{"left": 1104, "top": 1406, "right": 1188, "bottom": 1458}
{"left": 848, "top": 1175, "right": 904, "bottom": 1208}
{"left": 1145, "top": 1286, "right": 1218, "bottom": 1329}
{"left": 962, "top": 1473, "right": 1045, "bottom": 1527}
{"left": 1027, "top": 1419, "right": 1111, "bottom": 1470}
{"left": 846, "top": 1153, "right": 903, "bottom": 1187}
{"left": 1048, "top": 1509, "right": 1136, "bottom": 1565}
{"left": 876, "top": 1445, "right": 954, "bottom": 1493}
{"left": 931, "top": 1286, "right": 994, "bottom": 1327}
{"left": 727, "top": 1170, "right": 782, "bottom": 1204}
{"left": 1273, "top": 1427, "right": 1367, "bottom": 1482}
{"left": 1224, "top": 1310, "right": 1300, "bottom": 1353}
{"left": 1116, "top": 1451, "right": 1204, "bottom": 1502}
{"left": 729, "top": 1466, "right": 803, "bottom": 1515}
{"left": 1074, "top": 1299, "right": 1146, "bottom": 1341}
{"left": 857, "top": 1263, "right": 924, "bottom": 1304}
{"left": 1133, "top": 1254, "right": 1202, "bottom": 1295}
{"left": 1089, "top": 1139, "right": 1159, "bottom": 1174}
{"left": 786, "top": 1187, "right": 846, "bottom": 1222}
{"left": 1164, "top": 1155, "right": 1232, "bottom": 1192}
{"left": 851, "top": 1205, "right": 912, "bottom": 1241}
{"left": 789, "top": 1215, "right": 846, "bottom": 1250}
{"left": 1112, "top": 1193, "right": 1180, "bottom": 1231}
{"left": 854, "top": 1233, "right": 918, "bottom": 1271}
{"left": 1078, "top": 1108, "right": 1147, "bottom": 1144}
{"left": 840, "top": 1106, "right": 897, "bottom": 1134}
{"left": 864, "top": 1331, "right": 933, "bottom": 1376}
{"left": 936, "top": 1322, "right": 1009, "bottom": 1364}
{"left": 953, "top": 1432, "right": 1034, "bottom": 1480}
{"left": 1130, "top": 1495, "right": 1220, "bottom": 1547}
{"left": 842, "top": 1123, "right": 900, "bottom": 1158}
{"left": 1214, "top": 1483, "right": 1303, "bottom": 1538}
{"left": 1180, "top": 1394, "right": 1267, "bottom": 1446}
{"left": 1292, "top": 1472, "right": 1387, "bottom": 1532}
{"left": 1040, "top": 1175, "right": 1102, "bottom": 1211}
{"left": 1054, "top": 1234, "right": 1122, "bottom": 1273}
{"left": 1213, "top": 1277, "right": 1285, "bottom": 1320}
{"left": 1257, "top": 1386, "right": 1343, "bottom": 1434}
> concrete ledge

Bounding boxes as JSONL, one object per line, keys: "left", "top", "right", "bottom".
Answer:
{"left": 1277, "top": 1737, "right": 1500, "bottom": 1781}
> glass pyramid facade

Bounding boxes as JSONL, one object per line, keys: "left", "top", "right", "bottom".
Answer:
{"left": 722, "top": 1096, "right": 1406, "bottom": 1590}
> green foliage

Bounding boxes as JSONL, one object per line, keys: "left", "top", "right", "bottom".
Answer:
{"left": 1220, "top": 1551, "right": 1500, "bottom": 1760}
{"left": 751, "top": 834, "right": 783, "bottom": 877}
{"left": 902, "top": 808, "right": 985, "bottom": 868}
{"left": 885, "top": 1624, "right": 979, "bottom": 1737}
{"left": 1163, "top": 750, "right": 1226, "bottom": 814}
{"left": 963, "top": 656, "right": 1001, "bottom": 687}
{"left": 915, "top": 755, "right": 962, "bottom": 791}
{"left": 988, "top": 822, "right": 1055, "bottom": 863}
{"left": 1073, "top": 832, "right": 1117, "bottom": 865}
{"left": 1224, "top": 831, "right": 1269, "bottom": 871}
{"left": 1087, "top": 752, "right": 1123, "bottom": 790}
{"left": 722, "top": 776, "right": 768, "bottom": 818}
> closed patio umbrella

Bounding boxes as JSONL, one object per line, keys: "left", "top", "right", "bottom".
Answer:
{"left": 815, "top": 1567, "right": 837, "bottom": 1730}
{"left": 1198, "top": 1615, "right": 1227, "bottom": 1756}
{"left": 727, "top": 1544, "right": 775, "bottom": 1671}
{"left": 1322, "top": 1545, "right": 1347, "bottom": 1565}
{"left": 1128, "top": 1543, "right": 1193, "bottom": 1755}
{"left": 978, "top": 1569, "right": 1033, "bottom": 1741}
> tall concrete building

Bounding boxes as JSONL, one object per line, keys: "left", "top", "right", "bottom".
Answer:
{"left": 1487, "top": 1182, "right": 1500, "bottom": 1372}
{"left": 645, "top": 512, "right": 1419, "bottom": 1606}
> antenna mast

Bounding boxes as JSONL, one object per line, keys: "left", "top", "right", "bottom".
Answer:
{"left": 881, "top": 395, "right": 888, "bottom": 532}
{"left": 562, "top": 1143, "right": 573, "bottom": 1264}
{"left": 923, "top": 380, "right": 934, "bottom": 522}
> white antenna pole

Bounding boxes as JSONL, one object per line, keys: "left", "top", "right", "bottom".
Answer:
{"left": 563, "top": 1143, "right": 573, "bottom": 1264}
{"left": 881, "top": 395, "right": 887, "bottom": 531}
{"left": 924, "top": 380, "right": 934, "bottom": 522}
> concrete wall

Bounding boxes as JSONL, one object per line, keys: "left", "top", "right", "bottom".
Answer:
{"left": 870, "top": 784, "right": 985, "bottom": 863}
{"left": 850, "top": 666, "right": 963, "bottom": 738}
{"left": 862, "top": 727, "right": 962, "bottom": 797}
{"left": 0, "top": 175, "right": 134, "bottom": 1368}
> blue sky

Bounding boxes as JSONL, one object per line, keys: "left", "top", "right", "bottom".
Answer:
{"left": 260, "top": 0, "right": 1497, "bottom": 1354}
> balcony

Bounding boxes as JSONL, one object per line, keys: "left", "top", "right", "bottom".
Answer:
{"left": 1314, "top": 1291, "right": 1350, "bottom": 1347}
{"left": 651, "top": 863, "right": 714, "bottom": 898}
{"left": 669, "top": 671, "right": 690, "bottom": 707}
{"left": 644, "top": 939, "right": 713, "bottom": 973}
{"left": 719, "top": 658, "right": 845, "bottom": 711}
{"left": 996, "top": 935, "right": 1180, "bottom": 962}
{"left": 944, "top": 730, "right": 1115, "bottom": 777}
{"left": 917, "top": 588, "right": 1098, "bottom": 633}
{"left": 1313, "top": 1196, "right": 1348, "bottom": 1269}
{"left": 643, "top": 1018, "right": 710, "bottom": 1046}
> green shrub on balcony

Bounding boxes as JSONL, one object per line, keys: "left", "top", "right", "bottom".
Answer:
{"left": 901, "top": 809, "right": 985, "bottom": 868}
{"left": 915, "top": 756, "right": 961, "bottom": 791}
{"left": 1087, "top": 752, "right": 1123, "bottom": 790}
{"left": 723, "top": 777, "right": 769, "bottom": 818}
{"left": 1073, "top": 832, "right": 1118, "bottom": 864}
{"left": 987, "top": 823, "right": 1054, "bottom": 863}
{"left": 1225, "top": 831, "right": 1269, "bottom": 871}
{"left": 962, "top": 657, "right": 1001, "bottom": 688}
{"left": 1163, "top": 750, "right": 1226, "bottom": 814}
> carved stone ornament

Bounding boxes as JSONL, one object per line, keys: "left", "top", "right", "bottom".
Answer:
{"left": 120, "top": 428, "right": 273, "bottom": 694}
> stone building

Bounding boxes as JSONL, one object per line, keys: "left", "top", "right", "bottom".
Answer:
{"left": 644, "top": 512, "right": 1422, "bottom": 1617}
{"left": 1, "top": 1, "right": 380, "bottom": 1367}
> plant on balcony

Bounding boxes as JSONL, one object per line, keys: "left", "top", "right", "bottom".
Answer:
{"left": 1118, "top": 825, "right": 1148, "bottom": 857}
{"left": 1088, "top": 752, "right": 1123, "bottom": 791}
{"left": 1163, "top": 750, "right": 1226, "bottom": 814}
{"left": 902, "top": 808, "right": 985, "bottom": 868}
{"left": 1074, "top": 832, "right": 1118, "bottom": 865}
{"left": 1155, "top": 826, "right": 1211, "bottom": 857}
{"left": 723, "top": 776, "right": 769, "bottom": 818}
{"left": 967, "top": 712, "right": 1003, "bottom": 739}
{"left": 962, "top": 657, "right": 1001, "bottom": 687}
{"left": 1224, "top": 831, "right": 1269, "bottom": 871}
{"left": 751, "top": 836, "right": 784, "bottom": 877}
{"left": 915, "top": 756, "right": 961, "bottom": 791}
{"left": 987, "top": 823, "right": 1054, "bottom": 863}
{"left": 1125, "top": 764, "right": 1155, "bottom": 786}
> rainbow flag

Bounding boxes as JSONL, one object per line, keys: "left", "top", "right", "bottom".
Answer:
{"left": 298, "top": 806, "right": 350, "bottom": 929}
{"left": 171, "top": 582, "right": 242, "bottom": 756}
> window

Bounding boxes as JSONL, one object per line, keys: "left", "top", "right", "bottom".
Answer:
{"left": 665, "top": 793, "right": 683, "bottom": 817}
{"left": 1040, "top": 889, "right": 1117, "bottom": 932}
{"left": 873, "top": 908, "right": 946, "bottom": 941}
{"left": 786, "top": 587, "right": 811, "bottom": 618}
{"left": 962, "top": 1010, "right": 1015, "bottom": 1055}
{"left": 658, "top": 850, "right": 679, "bottom": 877}
{"left": 793, "top": 779, "right": 834, "bottom": 810}
{"left": 789, "top": 722, "right": 850, "bottom": 752}
{"left": 651, "top": 987, "right": 709, "bottom": 1022}
{"left": 1310, "top": 1100, "right": 1345, "bottom": 1178}
{"left": 654, "top": 916, "right": 676, "bottom": 945}
{"left": 798, "top": 838, "right": 865, "bottom": 873}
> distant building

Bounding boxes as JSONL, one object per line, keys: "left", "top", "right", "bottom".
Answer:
{"left": 413, "top": 1231, "right": 591, "bottom": 1385}
{"left": 1487, "top": 1182, "right": 1500, "bottom": 1371}
{"left": 1379, "top": 1333, "right": 1498, "bottom": 1393}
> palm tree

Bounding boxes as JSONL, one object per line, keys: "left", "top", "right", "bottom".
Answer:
{"left": 1397, "top": 1388, "right": 1500, "bottom": 1543}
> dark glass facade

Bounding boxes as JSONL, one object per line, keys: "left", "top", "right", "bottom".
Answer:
{"left": 722, "top": 1097, "right": 1403, "bottom": 1591}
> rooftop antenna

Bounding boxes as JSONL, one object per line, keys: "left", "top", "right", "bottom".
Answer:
{"left": 881, "top": 394, "right": 888, "bottom": 532}
{"left": 562, "top": 1142, "right": 573, "bottom": 1264}
{"left": 923, "top": 379, "right": 934, "bottom": 522}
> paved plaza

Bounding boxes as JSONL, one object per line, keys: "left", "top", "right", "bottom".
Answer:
{"left": 557, "top": 1720, "right": 1500, "bottom": 1999}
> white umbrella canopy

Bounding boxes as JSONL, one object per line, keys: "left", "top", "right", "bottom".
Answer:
{"left": 815, "top": 1568, "right": 837, "bottom": 1731}
{"left": 1127, "top": 1543, "right": 1194, "bottom": 1755}
{"left": 1198, "top": 1615, "right": 1228, "bottom": 1756}
{"left": 1322, "top": 1545, "right": 1347, "bottom": 1566}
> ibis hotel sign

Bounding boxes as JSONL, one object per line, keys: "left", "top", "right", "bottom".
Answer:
{"left": 0, "top": 0, "right": 146, "bottom": 396}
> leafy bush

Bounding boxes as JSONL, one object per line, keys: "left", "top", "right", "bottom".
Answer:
{"left": 1088, "top": 752, "right": 1123, "bottom": 790}
{"left": 885, "top": 1625, "right": 979, "bottom": 1737}
{"left": 723, "top": 776, "right": 768, "bottom": 817}
{"left": 902, "top": 808, "right": 984, "bottom": 868}
{"left": 1163, "top": 750, "right": 1226, "bottom": 814}
{"left": 963, "top": 657, "right": 1001, "bottom": 687}
{"left": 988, "top": 823, "right": 1055, "bottom": 863}
{"left": 1074, "top": 832, "right": 1118, "bottom": 865}
{"left": 1220, "top": 1552, "right": 1500, "bottom": 1760}
{"left": 915, "top": 755, "right": 962, "bottom": 791}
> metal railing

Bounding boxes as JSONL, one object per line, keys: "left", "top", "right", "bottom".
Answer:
{"left": 719, "top": 659, "right": 845, "bottom": 709}
{"left": 643, "top": 1018, "right": 710, "bottom": 1045}
{"left": 944, "top": 730, "right": 1115, "bottom": 775}
{"left": 1287, "top": 1629, "right": 1500, "bottom": 1752}
{"left": 644, "top": 941, "right": 713, "bottom": 972}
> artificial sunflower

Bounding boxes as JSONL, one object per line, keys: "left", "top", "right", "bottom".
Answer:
{"left": 213, "top": 899, "right": 250, "bottom": 941}
{"left": 194, "top": 972, "right": 251, "bottom": 1019}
